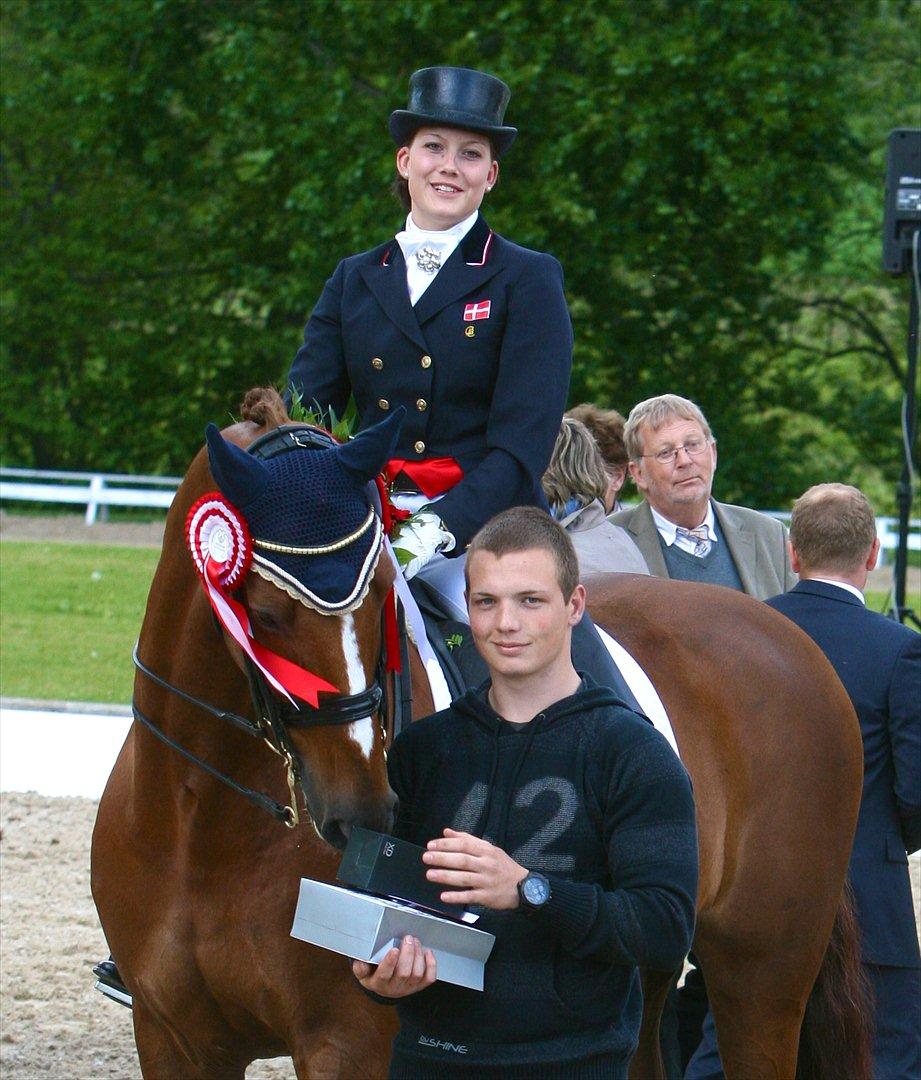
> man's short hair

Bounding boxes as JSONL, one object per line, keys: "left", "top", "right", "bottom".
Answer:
{"left": 623, "top": 394, "right": 714, "bottom": 461}
{"left": 789, "top": 484, "right": 877, "bottom": 572}
{"left": 465, "top": 506, "right": 580, "bottom": 599}
{"left": 566, "top": 403, "right": 628, "bottom": 469}
{"left": 542, "top": 418, "right": 609, "bottom": 511}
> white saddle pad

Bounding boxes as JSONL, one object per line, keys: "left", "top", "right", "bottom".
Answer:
{"left": 594, "top": 626, "right": 679, "bottom": 757}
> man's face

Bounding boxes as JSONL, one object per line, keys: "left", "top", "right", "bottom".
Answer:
{"left": 466, "top": 548, "right": 584, "bottom": 682}
{"left": 628, "top": 416, "right": 717, "bottom": 524}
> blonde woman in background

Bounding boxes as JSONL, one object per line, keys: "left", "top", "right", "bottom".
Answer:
{"left": 543, "top": 418, "right": 650, "bottom": 576}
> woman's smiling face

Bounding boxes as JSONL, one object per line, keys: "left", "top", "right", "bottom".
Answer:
{"left": 396, "top": 127, "right": 499, "bottom": 230}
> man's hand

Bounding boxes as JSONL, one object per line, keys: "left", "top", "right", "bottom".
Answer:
{"left": 423, "top": 828, "right": 528, "bottom": 910}
{"left": 352, "top": 935, "right": 436, "bottom": 998}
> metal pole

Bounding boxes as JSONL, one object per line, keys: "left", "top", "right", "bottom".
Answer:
{"left": 890, "top": 235, "right": 919, "bottom": 624}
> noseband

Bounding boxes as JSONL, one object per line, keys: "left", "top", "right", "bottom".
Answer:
{"left": 132, "top": 424, "right": 390, "bottom": 828}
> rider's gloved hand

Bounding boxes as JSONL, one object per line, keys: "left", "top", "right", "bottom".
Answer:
{"left": 392, "top": 510, "right": 456, "bottom": 580}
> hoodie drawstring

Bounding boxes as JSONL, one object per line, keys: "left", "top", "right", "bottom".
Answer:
{"left": 495, "top": 715, "right": 543, "bottom": 847}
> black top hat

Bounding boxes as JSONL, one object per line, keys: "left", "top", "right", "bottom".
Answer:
{"left": 389, "top": 66, "right": 517, "bottom": 156}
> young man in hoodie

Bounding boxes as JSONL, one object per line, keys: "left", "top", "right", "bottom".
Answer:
{"left": 353, "top": 506, "right": 698, "bottom": 1079}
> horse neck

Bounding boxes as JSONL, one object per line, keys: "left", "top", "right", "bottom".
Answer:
{"left": 134, "top": 496, "right": 259, "bottom": 787}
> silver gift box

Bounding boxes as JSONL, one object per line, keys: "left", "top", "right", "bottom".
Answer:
{"left": 290, "top": 878, "right": 496, "bottom": 991}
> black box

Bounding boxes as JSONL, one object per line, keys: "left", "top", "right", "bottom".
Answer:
{"left": 337, "top": 827, "right": 467, "bottom": 921}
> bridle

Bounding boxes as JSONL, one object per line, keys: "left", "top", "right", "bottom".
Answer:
{"left": 131, "top": 423, "right": 392, "bottom": 828}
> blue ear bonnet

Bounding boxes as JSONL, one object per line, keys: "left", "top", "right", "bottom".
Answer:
{"left": 205, "top": 412, "right": 403, "bottom": 613}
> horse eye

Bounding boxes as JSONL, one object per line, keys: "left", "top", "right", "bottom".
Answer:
{"left": 251, "top": 609, "right": 282, "bottom": 633}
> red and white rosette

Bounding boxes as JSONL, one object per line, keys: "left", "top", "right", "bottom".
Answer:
{"left": 187, "top": 493, "right": 252, "bottom": 589}
{"left": 184, "top": 491, "right": 338, "bottom": 709}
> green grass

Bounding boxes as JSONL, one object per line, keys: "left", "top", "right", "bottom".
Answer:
{"left": 865, "top": 588, "right": 921, "bottom": 618}
{"left": 864, "top": 591, "right": 891, "bottom": 614}
{"left": 0, "top": 541, "right": 160, "bottom": 703}
{"left": 0, "top": 540, "right": 916, "bottom": 705}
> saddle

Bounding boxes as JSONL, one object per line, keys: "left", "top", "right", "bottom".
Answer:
{"left": 408, "top": 576, "right": 488, "bottom": 699}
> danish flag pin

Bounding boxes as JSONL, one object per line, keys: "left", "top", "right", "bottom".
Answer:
{"left": 463, "top": 300, "right": 491, "bottom": 321}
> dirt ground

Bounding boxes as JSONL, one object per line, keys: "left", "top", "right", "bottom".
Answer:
{"left": 0, "top": 791, "right": 294, "bottom": 1080}
{"left": 0, "top": 512, "right": 168, "bottom": 549}
{"left": 0, "top": 791, "right": 919, "bottom": 1080}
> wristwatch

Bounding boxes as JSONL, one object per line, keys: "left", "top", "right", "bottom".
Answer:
{"left": 516, "top": 871, "right": 551, "bottom": 913}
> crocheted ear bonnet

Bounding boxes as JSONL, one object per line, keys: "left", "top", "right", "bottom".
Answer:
{"left": 203, "top": 411, "right": 403, "bottom": 614}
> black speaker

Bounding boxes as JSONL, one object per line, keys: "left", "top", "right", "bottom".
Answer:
{"left": 883, "top": 128, "right": 921, "bottom": 275}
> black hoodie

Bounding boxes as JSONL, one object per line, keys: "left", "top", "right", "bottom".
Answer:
{"left": 386, "top": 677, "right": 698, "bottom": 1077}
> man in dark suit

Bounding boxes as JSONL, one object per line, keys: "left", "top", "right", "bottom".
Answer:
{"left": 687, "top": 483, "right": 920, "bottom": 1080}
{"left": 609, "top": 394, "right": 795, "bottom": 600}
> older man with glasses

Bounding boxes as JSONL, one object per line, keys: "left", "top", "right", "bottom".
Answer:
{"left": 610, "top": 392, "right": 797, "bottom": 1073}
{"left": 609, "top": 394, "right": 795, "bottom": 600}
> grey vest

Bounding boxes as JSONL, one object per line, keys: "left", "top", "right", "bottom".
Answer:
{"left": 659, "top": 518, "right": 744, "bottom": 590}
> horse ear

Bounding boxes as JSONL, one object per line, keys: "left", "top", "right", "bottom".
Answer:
{"left": 337, "top": 407, "right": 406, "bottom": 483}
{"left": 205, "top": 423, "right": 269, "bottom": 508}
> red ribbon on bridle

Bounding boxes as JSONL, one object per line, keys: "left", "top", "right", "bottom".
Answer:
{"left": 187, "top": 493, "right": 340, "bottom": 707}
{"left": 201, "top": 560, "right": 339, "bottom": 708}
{"left": 375, "top": 475, "right": 404, "bottom": 674}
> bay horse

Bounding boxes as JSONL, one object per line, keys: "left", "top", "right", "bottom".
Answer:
{"left": 92, "top": 388, "right": 868, "bottom": 1079}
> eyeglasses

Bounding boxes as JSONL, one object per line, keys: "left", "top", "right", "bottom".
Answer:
{"left": 642, "top": 437, "right": 710, "bottom": 465}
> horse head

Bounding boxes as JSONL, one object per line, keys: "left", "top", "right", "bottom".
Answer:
{"left": 198, "top": 404, "right": 405, "bottom": 849}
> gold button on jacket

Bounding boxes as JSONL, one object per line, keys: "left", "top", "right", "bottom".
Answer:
{"left": 378, "top": 398, "right": 390, "bottom": 410}
{"left": 420, "top": 355, "right": 432, "bottom": 368}
{"left": 416, "top": 399, "right": 427, "bottom": 411}
{"left": 371, "top": 357, "right": 384, "bottom": 370}
{"left": 414, "top": 440, "right": 425, "bottom": 454}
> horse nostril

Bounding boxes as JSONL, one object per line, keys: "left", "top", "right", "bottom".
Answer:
{"left": 319, "top": 788, "right": 399, "bottom": 850}
{"left": 321, "top": 819, "right": 351, "bottom": 851}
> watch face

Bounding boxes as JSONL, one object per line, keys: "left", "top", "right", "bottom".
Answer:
{"left": 522, "top": 873, "right": 550, "bottom": 906}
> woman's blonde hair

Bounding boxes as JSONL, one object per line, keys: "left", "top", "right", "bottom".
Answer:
{"left": 541, "top": 418, "right": 610, "bottom": 511}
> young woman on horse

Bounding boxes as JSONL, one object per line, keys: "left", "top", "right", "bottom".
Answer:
{"left": 285, "top": 66, "right": 572, "bottom": 623}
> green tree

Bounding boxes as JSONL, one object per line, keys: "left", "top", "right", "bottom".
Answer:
{"left": 1, "top": 0, "right": 917, "bottom": 513}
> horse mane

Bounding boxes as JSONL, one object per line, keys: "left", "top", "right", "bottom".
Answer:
{"left": 240, "top": 387, "right": 289, "bottom": 429}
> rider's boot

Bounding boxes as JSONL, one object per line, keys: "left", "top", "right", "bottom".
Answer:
{"left": 92, "top": 957, "right": 132, "bottom": 1008}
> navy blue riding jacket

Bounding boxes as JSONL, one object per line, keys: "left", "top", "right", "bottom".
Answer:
{"left": 286, "top": 213, "right": 573, "bottom": 549}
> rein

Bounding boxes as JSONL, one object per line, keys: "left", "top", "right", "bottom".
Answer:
{"left": 132, "top": 645, "right": 385, "bottom": 827}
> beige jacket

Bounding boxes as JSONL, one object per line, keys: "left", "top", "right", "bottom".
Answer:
{"left": 608, "top": 499, "right": 796, "bottom": 600}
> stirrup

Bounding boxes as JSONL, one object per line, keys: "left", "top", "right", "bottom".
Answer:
{"left": 93, "top": 959, "right": 133, "bottom": 1009}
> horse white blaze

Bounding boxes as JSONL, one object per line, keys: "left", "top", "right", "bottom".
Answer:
{"left": 340, "top": 614, "right": 374, "bottom": 759}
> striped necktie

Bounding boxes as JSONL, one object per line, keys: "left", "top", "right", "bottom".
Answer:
{"left": 675, "top": 525, "right": 711, "bottom": 557}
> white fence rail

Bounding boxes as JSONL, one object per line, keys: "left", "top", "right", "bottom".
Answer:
{"left": 0, "top": 467, "right": 182, "bottom": 525}
{"left": 875, "top": 516, "right": 921, "bottom": 565}
{"left": 1, "top": 470, "right": 919, "bottom": 564}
